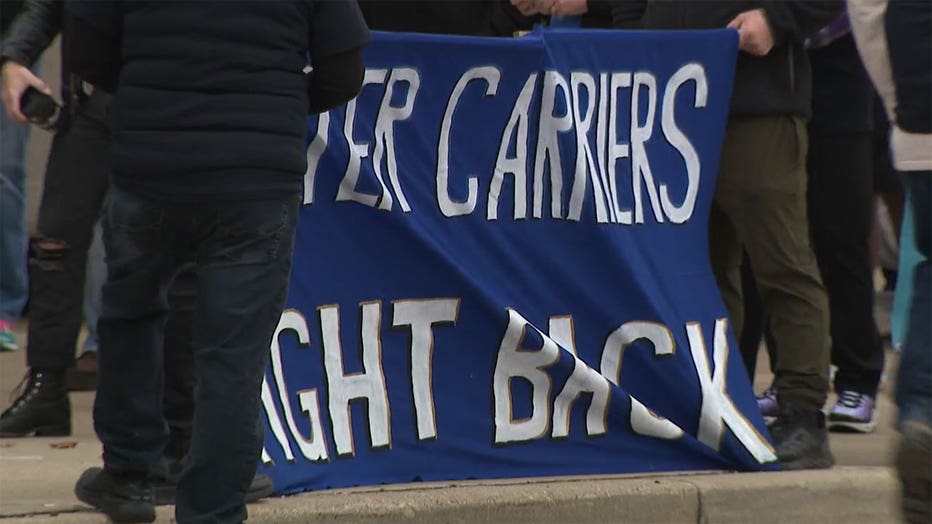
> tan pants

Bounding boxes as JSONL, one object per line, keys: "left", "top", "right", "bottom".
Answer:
{"left": 709, "top": 115, "right": 830, "bottom": 411}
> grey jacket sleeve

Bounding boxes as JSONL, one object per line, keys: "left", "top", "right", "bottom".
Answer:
{"left": 1, "top": 0, "right": 61, "bottom": 67}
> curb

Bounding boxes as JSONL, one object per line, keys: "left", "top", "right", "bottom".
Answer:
{"left": 0, "top": 467, "right": 898, "bottom": 524}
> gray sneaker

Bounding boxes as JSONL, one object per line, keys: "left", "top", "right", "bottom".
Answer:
{"left": 828, "top": 391, "right": 877, "bottom": 433}
{"left": 770, "top": 405, "right": 835, "bottom": 470}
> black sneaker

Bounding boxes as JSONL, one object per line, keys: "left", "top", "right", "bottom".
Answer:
{"left": 0, "top": 370, "right": 71, "bottom": 437}
{"left": 770, "top": 405, "right": 835, "bottom": 470}
{"left": 153, "top": 471, "right": 275, "bottom": 506}
{"left": 74, "top": 467, "right": 155, "bottom": 523}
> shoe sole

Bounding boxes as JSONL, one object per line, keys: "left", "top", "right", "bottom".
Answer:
{"left": 74, "top": 470, "right": 156, "bottom": 524}
{"left": 779, "top": 453, "right": 835, "bottom": 470}
{"left": 0, "top": 424, "right": 71, "bottom": 438}
{"left": 153, "top": 477, "right": 275, "bottom": 506}
{"left": 828, "top": 418, "right": 877, "bottom": 433}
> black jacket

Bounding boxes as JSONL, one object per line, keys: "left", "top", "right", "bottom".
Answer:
{"left": 1, "top": 0, "right": 59, "bottom": 68}
{"left": 1, "top": 0, "right": 26, "bottom": 35}
{"left": 66, "top": 0, "right": 370, "bottom": 202}
{"left": 613, "top": 0, "right": 843, "bottom": 118}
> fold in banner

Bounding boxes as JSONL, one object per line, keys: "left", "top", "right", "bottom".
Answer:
{"left": 260, "top": 28, "right": 775, "bottom": 496}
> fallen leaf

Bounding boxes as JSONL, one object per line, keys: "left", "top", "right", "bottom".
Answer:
{"left": 50, "top": 441, "right": 78, "bottom": 449}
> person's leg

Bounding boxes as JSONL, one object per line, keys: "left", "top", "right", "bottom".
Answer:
{"left": 26, "top": 94, "right": 112, "bottom": 373}
{"left": 0, "top": 104, "right": 31, "bottom": 350}
{"left": 808, "top": 133, "right": 884, "bottom": 432}
{"left": 174, "top": 194, "right": 299, "bottom": 524}
{"left": 738, "top": 254, "right": 763, "bottom": 378}
{"left": 161, "top": 265, "right": 197, "bottom": 469}
{"left": 896, "top": 172, "right": 931, "bottom": 426}
{"left": 0, "top": 98, "right": 111, "bottom": 438}
{"left": 718, "top": 116, "right": 832, "bottom": 469}
{"left": 895, "top": 171, "right": 931, "bottom": 524}
{"left": 66, "top": 219, "right": 107, "bottom": 392}
{"left": 94, "top": 186, "right": 182, "bottom": 480}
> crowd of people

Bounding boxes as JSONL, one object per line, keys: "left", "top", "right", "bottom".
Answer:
{"left": 0, "top": 0, "right": 928, "bottom": 523}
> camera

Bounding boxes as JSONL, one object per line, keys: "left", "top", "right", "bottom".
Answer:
{"left": 20, "top": 86, "right": 60, "bottom": 128}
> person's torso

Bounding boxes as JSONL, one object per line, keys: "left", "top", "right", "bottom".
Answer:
{"left": 112, "top": 0, "right": 312, "bottom": 187}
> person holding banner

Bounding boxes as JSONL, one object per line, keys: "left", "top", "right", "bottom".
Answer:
{"left": 848, "top": 0, "right": 931, "bottom": 521}
{"left": 612, "top": 0, "right": 842, "bottom": 470}
{"left": 63, "top": 1, "right": 369, "bottom": 522}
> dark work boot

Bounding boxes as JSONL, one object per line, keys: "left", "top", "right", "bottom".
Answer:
{"left": 75, "top": 467, "right": 155, "bottom": 523}
{"left": 770, "top": 404, "right": 835, "bottom": 470}
{"left": 0, "top": 369, "right": 71, "bottom": 437}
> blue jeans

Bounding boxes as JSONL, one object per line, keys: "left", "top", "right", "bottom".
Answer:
{"left": 82, "top": 220, "right": 106, "bottom": 354}
{"left": 94, "top": 186, "right": 299, "bottom": 524}
{"left": 0, "top": 107, "right": 31, "bottom": 321}
{"left": 896, "top": 172, "right": 931, "bottom": 427}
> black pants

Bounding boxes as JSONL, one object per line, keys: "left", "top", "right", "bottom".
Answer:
{"left": 808, "top": 133, "right": 884, "bottom": 397}
{"left": 95, "top": 186, "right": 299, "bottom": 523}
{"left": 740, "top": 133, "right": 884, "bottom": 397}
{"left": 27, "top": 92, "right": 111, "bottom": 370}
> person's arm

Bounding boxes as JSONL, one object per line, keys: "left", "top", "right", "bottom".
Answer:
{"left": 307, "top": 47, "right": 364, "bottom": 114}
{"left": 306, "top": 0, "right": 370, "bottom": 114}
{"left": 1, "top": 0, "right": 61, "bottom": 67}
{"left": 846, "top": 0, "right": 895, "bottom": 120}
{"left": 726, "top": 1, "right": 841, "bottom": 57}
{"left": 490, "top": 0, "right": 543, "bottom": 36}
{"left": 0, "top": 0, "right": 60, "bottom": 122}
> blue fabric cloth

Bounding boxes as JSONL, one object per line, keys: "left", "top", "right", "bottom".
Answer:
{"left": 259, "top": 28, "right": 782, "bottom": 497}
{"left": 0, "top": 100, "right": 30, "bottom": 321}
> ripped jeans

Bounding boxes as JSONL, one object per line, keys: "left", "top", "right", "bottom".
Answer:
{"left": 26, "top": 91, "right": 111, "bottom": 369}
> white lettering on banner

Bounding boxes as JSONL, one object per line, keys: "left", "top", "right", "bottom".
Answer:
{"left": 600, "top": 321, "right": 684, "bottom": 439}
{"left": 267, "top": 310, "right": 330, "bottom": 462}
{"left": 493, "top": 309, "right": 561, "bottom": 443}
{"left": 320, "top": 302, "right": 392, "bottom": 456}
{"left": 549, "top": 316, "right": 610, "bottom": 438}
{"left": 607, "top": 72, "right": 633, "bottom": 224}
{"left": 392, "top": 298, "right": 460, "bottom": 441}
{"left": 262, "top": 300, "right": 773, "bottom": 466}
{"left": 338, "top": 68, "right": 388, "bottom": 208}
{"left": 306, "top": 64, "right": 708, "bottom": 225}
{"left": 488, "top": 74, "right": 537, "bottom": 220}
{"left": 596, "top": 73, "right": 615, "bottom": 223}
{"left": 686, "top": 319, "right": 776, "bottom": 463}
{"left": 630, "top": 72, "right": 665, "bottom": 224}
{"left": 660, "top": 63, "right": 707, "bottom": 224}
{"left": 373, "top": 68, "right": 420, "bottom": 212}
{"left": 533, "top": 71, "right": 573, "bottom": 219}
{"left": 567, "top": 72, "right": 609, "bottom": 223}
{"left": 303, "top": 112, "right": 329, "bottom": 205}
{"left": 437, "top": 66, "right": 501, "bottom": 217}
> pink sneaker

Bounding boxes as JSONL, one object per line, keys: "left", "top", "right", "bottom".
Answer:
{"left": 0, "top": 319, "right": 18, "bottom": 351}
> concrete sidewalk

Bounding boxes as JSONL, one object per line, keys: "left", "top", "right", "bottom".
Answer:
{"left": 0, "top": 325, "right": 904, "bottom": 523}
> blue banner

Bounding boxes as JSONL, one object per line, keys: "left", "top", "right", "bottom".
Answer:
{"left": 260, "top": 28, "right": 777, "bottom": 496}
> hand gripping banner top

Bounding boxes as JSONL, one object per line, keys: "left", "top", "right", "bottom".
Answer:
{"left": 260, "top": 28, "right": 777, "bottom": 496}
